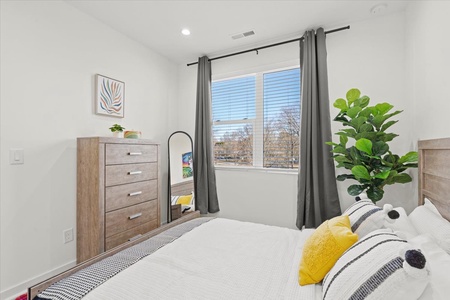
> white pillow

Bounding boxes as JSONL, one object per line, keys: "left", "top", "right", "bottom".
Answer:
{"left": 409, "top": 205, "right": 450, "bottom": 255}
{"left": 323, "top": 229, "right": 429, "bottom": 300}
{"left": 424, "top": 198, "right": 443, "bottom": 216}
{"left": 343, "top": 199, "right": 387, "bottom": 238}
{"left": 410, "top": 234, "right": 450, "bottom": 300}
{"left": 384, "top": 207, "right": 419, "bottom": 241}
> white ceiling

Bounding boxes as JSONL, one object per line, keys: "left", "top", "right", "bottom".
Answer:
{"left": 65, "top": 0, "right": 409, "bottom": 65}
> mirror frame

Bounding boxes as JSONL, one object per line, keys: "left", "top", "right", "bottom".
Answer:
{"left": 167, "top": 131, "right": 194, "bottom": 223}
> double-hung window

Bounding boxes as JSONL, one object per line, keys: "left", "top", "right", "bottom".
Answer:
{"left": 212, "top": 67, "right": 301, "bottom": 170}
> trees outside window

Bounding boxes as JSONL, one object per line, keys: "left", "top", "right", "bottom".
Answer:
{"left": 212, "top": 67, "right": 300, "bottom": 170}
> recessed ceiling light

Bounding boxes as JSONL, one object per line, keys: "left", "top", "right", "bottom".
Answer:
{"left": 181, "top": 29, "right": 191, "bottom": 36}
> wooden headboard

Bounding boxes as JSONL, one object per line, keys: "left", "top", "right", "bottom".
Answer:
{"left": 171, "top": 180, "right": 194, "bottom": 196}
{"left": 418, "top": 138, "right": 450, "bottom": 221}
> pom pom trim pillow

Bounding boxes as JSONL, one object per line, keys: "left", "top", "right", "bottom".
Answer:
{"left": 298, "top": 215, "right": 358, "bottom": 285}
{"left": 323, "top": 229, "right": 429, "bottom": 300}
{"left": 343, "top": 199, "right": 394, "bottom": 238}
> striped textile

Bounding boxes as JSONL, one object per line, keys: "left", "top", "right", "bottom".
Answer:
{"left": 343, "top": 199, "right": 384, "bottom": 238}
{"left": 322, "top": 229, "right": 429, "bottom": 300}
{"left": 37, "top": 218, "right": 213, "bottom": 300}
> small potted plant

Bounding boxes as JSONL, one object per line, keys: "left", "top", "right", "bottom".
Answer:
{"left": 109, "top": 124, "right": 125, "bottom": 138}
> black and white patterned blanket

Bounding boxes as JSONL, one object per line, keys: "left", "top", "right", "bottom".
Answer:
{"left": 36, "top": 217, "right": 213, "bottom": 300}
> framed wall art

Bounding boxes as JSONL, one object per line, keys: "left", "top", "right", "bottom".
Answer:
{"left": 95, "top": 74, "right": 125, "bottom": 118}
{"left": 182, "top": 151, "right": 193, "bottom": 178}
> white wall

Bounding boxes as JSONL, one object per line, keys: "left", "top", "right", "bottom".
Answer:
{"left": 0, "top": 1, "right": 177, "bottom": 298}
{"left": 327, "top": 12, "right": 416, "bottom": 213}
{"left": 406, "top": 1, "right": 450, "bottom": 141}
{"left": 176, "top": 11, "right": 415, "bottom": 228}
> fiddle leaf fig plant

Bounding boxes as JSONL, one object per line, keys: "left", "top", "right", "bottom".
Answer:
{"left": 327, "top": 88, "right": 418, "bottom": 203}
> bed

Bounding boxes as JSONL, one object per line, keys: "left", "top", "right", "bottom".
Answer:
{"left": 29, "top": 138, "right": 450, "bottom": 300}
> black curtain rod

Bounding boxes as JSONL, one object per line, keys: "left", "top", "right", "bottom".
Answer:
{"left": 187, "top": 25, "right": 350, "bottom": 66}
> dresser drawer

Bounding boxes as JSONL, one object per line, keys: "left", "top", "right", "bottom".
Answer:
{"left": 105, "top": 200, "right": 157, "bottom": 237}
{"left": 105, "top": 163, "right": 157, "bottom": 187}
{"left": 106, "top": 144, "right": 157, "bottom": 165}
{"left": 105, "top": 219, "right": 158, "bottom": 251}
{"left": 105, "top": 180, "right": 158, "bottom": 212}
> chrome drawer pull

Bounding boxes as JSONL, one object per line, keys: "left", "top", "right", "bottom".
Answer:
{"left": 128, "top": 171, "right": 142, "bottom": 175}
{"left": 128, "top": 191, "right": 142, "bottom": 196}
{"left": 128, "top": 234, "right": 142, "bottom": 242}
{"left": 128, "top": 152, "right": 142, "bottom": 156}
{"left": 129, "top": 212, "right": 142, "bottom": 220}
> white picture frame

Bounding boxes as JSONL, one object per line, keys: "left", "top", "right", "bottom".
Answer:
{"left": 95, "top": 74, "right": 125, "bottom": 118}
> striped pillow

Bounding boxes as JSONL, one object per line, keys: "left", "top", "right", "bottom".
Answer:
{"left": 322, "top": 229, "right": 429, "bottom": 300}
{"left": 343, "top": 199, "right": 386, "bottom": 238}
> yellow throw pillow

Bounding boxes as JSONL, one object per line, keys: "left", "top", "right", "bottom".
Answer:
{"left": 176, "top": 194, "right": 193, "bottom": 205}
{"left": 298, "top": 215, "right": 358, "bottom": 286}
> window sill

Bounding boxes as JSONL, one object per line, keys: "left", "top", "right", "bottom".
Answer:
{"left": 214, "top": 165, "right": 298, "bottom": 175}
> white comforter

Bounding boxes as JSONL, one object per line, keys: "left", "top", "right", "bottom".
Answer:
{"left": 84, "top": 218, "right": 320, "bottom": 300}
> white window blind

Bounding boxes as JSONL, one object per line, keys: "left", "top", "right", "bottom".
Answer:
{"left": 212, "top": 67, "right": 300, "bottom": 169}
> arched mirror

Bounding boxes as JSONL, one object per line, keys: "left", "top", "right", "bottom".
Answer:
{"left": 167, "top": 131, "right": 195, "bottom": 223}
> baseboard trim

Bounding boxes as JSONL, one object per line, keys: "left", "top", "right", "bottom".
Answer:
{"left": 0, "top": 260, "right": 76, "bottom": 300}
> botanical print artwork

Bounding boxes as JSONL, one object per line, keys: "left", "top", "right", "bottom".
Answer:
{"left": 96, "top": 74, "right": 124, "bottom": 117}
{"left": 182, "top": 152, "right": 193, "bottom": 178}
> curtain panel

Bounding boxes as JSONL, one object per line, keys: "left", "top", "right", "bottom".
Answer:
{"left": 194, "top": 56, "right": 220, "bottom": 214}
{"left": 296, "top": 28, "right": 341, "bottom": 229}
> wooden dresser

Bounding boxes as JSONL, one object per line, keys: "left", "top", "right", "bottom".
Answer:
{"left": 77, "top": 137, "right": 161, "bottom": 263}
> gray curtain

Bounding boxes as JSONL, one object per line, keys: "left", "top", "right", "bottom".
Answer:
{"left": 296, "top": 28, "right": 341, "bottom": 229}
{"left": 193, "top": 56, "right": 220, "bottom": 214}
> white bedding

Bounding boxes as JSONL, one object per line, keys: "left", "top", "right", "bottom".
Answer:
{"left": 83, "top": 218, "right": 320, "bottom": 300}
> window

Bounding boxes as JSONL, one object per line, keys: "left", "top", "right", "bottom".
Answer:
{"left": 212, "top": 67, "right": 300, "bottom": 169}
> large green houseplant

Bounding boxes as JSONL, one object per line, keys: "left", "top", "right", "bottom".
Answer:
{"left": 327, "top": 88, "right": 418, "bottom": 203}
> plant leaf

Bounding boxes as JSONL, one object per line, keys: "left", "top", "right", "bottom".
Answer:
{"left": 346, "top": 89, "right": 361, "bottom": 104}
{"left": 325, "top": 141, "right": 339, "bottom": 146}
{"left": 358, "top": 96, "right": 370, "bottom": 109}
{"left": 348, "top": 184, "right": 365, "bottom": 196}
{"left": 347, "top": 106, "right": 362, "bottom": 118}
{"left": 359, "top": 123, "right": 374, "bottom": 133}
{"left": 355, "top": 138, "right": 373, "bottom": 155}
{"left": 332, "top": 146, "right": 347, "bottom": 155}
{"left": 334, "top": 115, "right": 349, "bottom": 123}
{"left": 380, "top": 133, "right": 399, "bottom": 142}
{"left": 380, "top": 120, "right": 398, "bottom": 132}
{"left": 349, "top": 117, "right": 367, "bottom": 131}
{"left": 372, "top": 141, "right": 389, "bottom": 156}
{"left": 334, "top": 98, "right": 348, "bottom": 111}
{"left": 402, "top": 163, "right": 418, "bottom": 168}
{"left": 337, "top": 174, "right": 355, "bottom": 181}
{"left": 393, "top": 173, "right": 413, "bottom": 183}
{"left": 398, "top": 151, "right": 418, "bottom": 164}
{"left": 355, "top": 132, "right": 378, "bottom": 141}
{"left": 340, "top": 135, "right": 348, "bottom": 147}
{"left": 367, "top": 186, "right": 384, "bottom": 202}
{"left": 340, "top": 128, "right": 357, "bottom": 138}
{"left": 352, "top": 165, "right": 371, "bottom": 180}
{"left": 374, "top": 170, "right": 391, "bottom": 179}
{"left": 359, "top": 107, "right": 373, "bottom": 118}
{"left": 335, "top": 156, "right": 352, "bottom": 163}
{"left": 375, "top": 102, "right": 394, "bottom": 115}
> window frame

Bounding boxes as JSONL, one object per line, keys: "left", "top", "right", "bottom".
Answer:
{"left": 212, "top": 62, "right": 300, "bottom": 173}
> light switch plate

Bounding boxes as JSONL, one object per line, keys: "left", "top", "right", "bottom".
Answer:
{"left": 9, "top": 148, "right": 24, "bottom": 165}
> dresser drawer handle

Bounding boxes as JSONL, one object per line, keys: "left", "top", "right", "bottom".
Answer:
{"left": 128, "top": 152, "right": 142, "bottom": 156}
{"left": 128, "top": 234, "right": 142, "bottom": 242}
{"left": 128, "top": 191, "right": 142, "bottom": 197}
{"left": 129, "top": 213, "right": 142, "bottom": 220}
{"left": 128, "top": 171, "right": 142, "bottom": 175}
